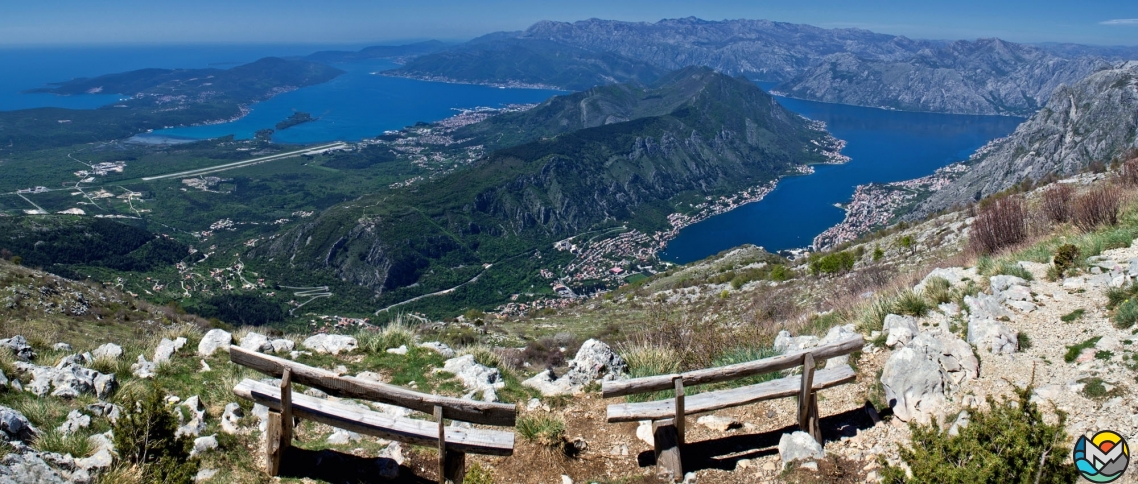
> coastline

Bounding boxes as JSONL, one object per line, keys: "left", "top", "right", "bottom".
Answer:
{"left": 376, "top": 71, "right": 566, "bottom": 91}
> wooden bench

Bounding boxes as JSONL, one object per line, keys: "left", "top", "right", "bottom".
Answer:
{"left": 229, "top": 345, "right": 516, "bottom": 484}
{"left": 601, "top": 336, "right": 864, "bottom": 481}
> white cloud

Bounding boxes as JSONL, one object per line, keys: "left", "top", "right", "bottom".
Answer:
{"left": 1100, "top": 19, "right": 1138, "bottom": 25}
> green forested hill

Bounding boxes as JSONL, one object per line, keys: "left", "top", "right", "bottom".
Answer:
{"left": 256, "top": 67, "right": 836, "bottom": 312}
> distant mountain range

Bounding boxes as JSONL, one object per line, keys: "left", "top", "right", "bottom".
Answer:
{"left": 257, "top": 67, "right": 838, "bottom": 299}
{"left": 370, "top": 17, "right": 1135, "bottom": 116}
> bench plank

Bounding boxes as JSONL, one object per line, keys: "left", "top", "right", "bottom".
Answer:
{"left": 602, "top": 336, "right": 863, "bottom": 398}
{"left": 606, "top": 365, "right": 856, "bottom": 423}
{"left": 234, "top": 379, "right": 514, "bottom": 456}
{"left": 230, "top": 345, "right": 515, "bottom": 427}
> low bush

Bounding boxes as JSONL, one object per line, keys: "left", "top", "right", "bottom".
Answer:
{"left": 113, "top": 386, "right": 199, "bottom": 484}
{"left": 880, "top": 386, "right": 1076, "bottom": 483}
{"left": 994, "top": 260, "right": 1033, "bottom": 281}
{"left": 1064, "top": 336, "right": 1102, "bottom": 363}
{"left": 809, "top": 250, "right": 856, "bottom": 275}
{"left": 32, "top": 428, "right": 93, "bottom": 457}
{"left": 1059, "top": 308, "right": 1086, "bottom": 322}
{"left": 1051, "top": 244, "right": 1080, "bottom": 278}
{"left": 970, "top": 196, "right": 1026, "bottom": 255}
{"left": 1041, "top": 183, "right": 1074, "bottom": 224}
{"left": 893, "top": 290, "right": 931, "bottom": 317}
{"left": 1072, "top": 185, "right": 1121, "bottom": 232}
{"left": 1115, "top": 299, "right": 1138, "bottom": 329}
{"left": 922, "top": 277, "right": 954, "bottom": 305}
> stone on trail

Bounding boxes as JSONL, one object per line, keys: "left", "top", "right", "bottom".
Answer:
{"left": 778, "top": 431, "right": 825, "bottom": 470}
{"left": 697, "top": 415, "right": 741, "bottom": 431}
{"left": 880, "top": 332, "right": 977, "bottom": 424}
{"left": 883, "top": 314, "right": 919, "bottom": 348}
{"left": 197, "top": 329, "right": 232, "bottom": 357}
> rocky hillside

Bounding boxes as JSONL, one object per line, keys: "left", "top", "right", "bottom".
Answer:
{"left": 256, "top": 67, "right": 840, "bottom": 298}
{"left": 908, "top": 61, "right": 1138, "bottom": 219}
{"left": 774, "top": 39, "right": 1110, "bottom": 116}
{"left": 386, "top": 38, "right": 668, "bottom": 91}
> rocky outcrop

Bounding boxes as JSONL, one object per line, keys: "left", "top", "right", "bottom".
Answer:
{"left": 153, "top": 337, "right": 186, "bottom": 363}
{"left": 907, "top": 62, "right": 1138, "bottom": 218}
{"left": 881, "top": 331, "right": 978, "bottom": 424}
{"left": 438, "top": 355, "right": 505, "bottom": 402}
{"left": 776, "top": 40, "right": 1109, "bottom": 116}
{"left": 91, "top": 343, "right": 122, "bottom": 361}
{"left": 14, "top": 360, "right": 116, "bottom": 400}
{"left": 1, "top": 335, "right": 36, "bottom": 361}
{"left": 523, "top": 339, "right": 627, "bottom": 396}
{"left": 0, "top": 405, "right": 37, "bottom": 442}
{"left": 964, "top": 294, "right": 1020, "bottom": 354}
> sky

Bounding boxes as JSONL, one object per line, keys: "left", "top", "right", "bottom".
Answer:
{"left": 1, "top": 0, "right": 1136, "bottom": 47}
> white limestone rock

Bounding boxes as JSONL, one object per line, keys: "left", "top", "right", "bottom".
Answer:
{"left": 238, "top": 333, "right": 271, "bottom": 353}
{"left": 302, "top": 334, "right": 358, "bottom": 355}
{"left": 883, "top": 314, "right": 919, "bottom": 348}
{"left": 197, "top": 329, "right": 232, "bottom": 357}
{"left": 91, "top": 343, "right": 122, "bottom": 361}
{"left": 417, "top": 341, "right": 455, "bottom": 358}
{"left": 778, "top": 431, "right": 825, "bottom": 470}
{"left": 438, "top": 355, "right": 505, "bottom": 402}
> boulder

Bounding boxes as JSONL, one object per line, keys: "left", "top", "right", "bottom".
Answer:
{"left": 52, "top": 343, "right": 72, "bottom": 352}
{"left": 437, "top": 355, "right": 505, "bottom": 402}
{"left": 57, "top": 410, "right": 90, "bottom": 436}
{"left": 778, "top": 431, "right": 825, "bottom": 470}
{"left": 197, "top": 329, "right": 232, "bottom": 357}
{"left": 774, "top": 331, "right": 819, "bottom": 353}
{"left": 269, "top": 339, "right": 295, "bottom": 354}
{"left": 220, "top": 403, "right": 244, "bottom": 435}
{"left": 91, "top": 343, "right": 122, "bottom": 361}
{"left": 131, "top": 355, "right": 157, "bottom": 379}
{"left": 967, "top": 318, "right": 1018, "bottom": 354}
{"left": 86, "top": 403, "right": 121, "bottom": 424}
{"left": 881, "top": 346, "right": 945, "bottom": 424}
{"left": 302, "top": 334, "right": 358, "bottom": 355}
{"left": 883, "top": 314, "right": 919, "bottom": 348}
{"left": 153, "top": 337, "right": 186, "bottom": 363}
{"left": 989, "top": 275, "right": 1027, "bottom": 293}
{"left": 190, "top": 435, "right": 218, "bottom": 458}
{"left": 522, "top": 339, "right": 626, "bottom": 396}
{"left": 238, "top": 333, "right": 271, "bottom": 353}
{"left": 0, "top": 405, "right": 37, "bottom": 441}
{"left": 418, "top": 341, "right": 455, "bottom": 358}
{"left": 177, "top": 396, "right": 207, "bottom": 438}
{"left": 1, "top": 335, "right": 36, "bottom": 361}
{"left": 0, "top": 452, "right": 68, "bottom": 484}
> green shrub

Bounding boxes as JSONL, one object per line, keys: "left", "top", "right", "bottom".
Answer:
{"left": 1052, "top": 244, "right": 1079, "bottom": 278}
{"left": 1115, "top": 299, "right": 1138, "bottom": 329}
{"left": 711, "top": 346, "right": 779, "bottom": 387}
{"left": 880, "top": 386, "right": 1075, "bottom": 484}
{"left": 464, "top": 463, "right": 495, "bottom": 484}
{"left": 1017, "top": 333, "right": 1032, "bottom": 350}
{"left": 898, "top": 235, "right": 914, "bottom": 252}
{"left": 809, "top": 250, "right": 856, "bottom": 275}
{"left": 872, "top": 245, "right": 884, "bottom": 261}
{"left": 1080, "top": 377, "right": 1122, "bottom": 400}
{"left": 994, "top": 261, "right": 1033, "bottom": 281}
{"left": 619, "top": 341, "right": 681, "bottom": 402}
{"left": 1063, "top": 336, "right": 1102, "bottom": 363}
{"left": 516, "top": 414, "right": 566, "bottom": 449}
{"left": 769, "top": 264, "right": 792, "bottom": 282}
{"left": 894, "top": 290, "right": 931, "bottom": 317}
{"left": 32, "top": 428, "right": 92, "bottom": 457}
{"left": 113, "top": 387, "right": 199, "bottom": 484}
{"left": 1059, "top": 308, "right": 1085, "bottom": 322}
{"left": 858, "top": 296, "right": 896, "bottom": 333}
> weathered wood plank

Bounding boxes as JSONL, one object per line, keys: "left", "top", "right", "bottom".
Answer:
{"left": 653, "top": 419, "right": 682, "bottom": 482}
{"left": 229, "top": 345, "right": 515, "bottom": 427}
{"left": 234, "top": 379, "right": 514, "bottom": 455}
{"left": 602, "top": 336, "right": 863, "bottom": 398}
{"left": 265, "top": 410, "right": 283, "bottom": 476}
{"left": 606, "top": 365, "right": 856, "bottom": 423}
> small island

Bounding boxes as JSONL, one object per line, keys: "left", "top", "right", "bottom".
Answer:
{"left": 275, "top": 111, "right": 315, "bottom": 130}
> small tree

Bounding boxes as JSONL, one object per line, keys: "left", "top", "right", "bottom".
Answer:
{"left": 113, "top": 387, "right": 199, "bottom": 484}
{"left": 881, "top": 386, "right": 1076, "bottom": 484}
{"left": 1041, "top": 184, "right": 1073, "bottom": 224}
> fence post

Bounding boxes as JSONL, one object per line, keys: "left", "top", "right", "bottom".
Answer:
{"left": 798, "top": 353, "right": 820, "bottom": 443}
{"left": 280, "top": 367, "right": 293, "bottom": 452}
{"left": 673, "top": 376, "right": 685, "bottom": 446}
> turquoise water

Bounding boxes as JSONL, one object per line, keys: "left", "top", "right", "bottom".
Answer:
{"left": 657, "top": 96, "right": 1024, "bottom": 263}
{"left": 151, "top": 60, "right": 563, "bottom": 143}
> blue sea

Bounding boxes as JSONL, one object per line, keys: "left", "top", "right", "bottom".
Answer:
{"left": 658, "top": 96, "right": 1023, "bottom": 263}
